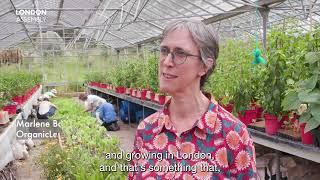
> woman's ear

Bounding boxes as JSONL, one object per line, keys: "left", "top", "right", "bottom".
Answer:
{"left": 198, "top": 58, "right": 214, "bottom": 76}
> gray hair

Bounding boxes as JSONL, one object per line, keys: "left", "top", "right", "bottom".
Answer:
{"left": 160, "top": 20, "right": 219, "bottom": 88}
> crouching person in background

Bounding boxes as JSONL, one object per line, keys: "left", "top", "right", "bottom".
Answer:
{"left": 79, "top": 93, "right": 119, "bottom": 131}
{"left": 37, "top": 96, "right": 57, "bottom": 119}
{"left": 98, "top": 103, "right": 120, "bottom": 131}
{"left": 79, "top": 93, "right": 106, "bottom": 117}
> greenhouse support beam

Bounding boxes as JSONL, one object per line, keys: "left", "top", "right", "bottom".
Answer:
{"left": 116, "top": 49, "right": 120, "bottom": 60}
{"left": 203, "top": 0, "right": 285, "bottom": 24}
{"left": 15, "top": 8, "right": 121, "bottom": 11}
{"left": 65, "top": 0, "right": 105, "bottom": 49}
{"left": 97, "top": 0, "right": 133, "bottom": 42}
{"left": 259, "top": 7, "right": 270, "bottom": 50}
{"left": 56, "top": 0, "right": 65, "bottom": 24}
{"left": 122, "top": 9, "right": 163, "bottom": 30}
{"left": 118, "top": 0, "right": 138, "bottom": 30}
{"left": 133, "top": 0, "right": 151, "bottom": 22}
{"left": 137, "top": 44, "right": 143, "bottom": 59}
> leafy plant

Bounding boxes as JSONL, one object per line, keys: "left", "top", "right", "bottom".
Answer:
{"left": 282, "top": 52, "right": 320, "bottom": 132}
{"left": 259, "top": 30, "right": 288, "bottom": 117}
{"left": 84, "top": 72, "right": 106, "bottom": 83}
{"left": 39, "top": 98, "right": 128, "bottom": 179}
{"left": 146, "top": 56, "right": 159, "bottom": 93}
{"left": 282, "top": 26, "right": 320, "bottom": 132}
{"left": 0, "top": 71, "right": 42, "bottom": 108}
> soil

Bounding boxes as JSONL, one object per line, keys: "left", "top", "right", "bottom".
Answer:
{"left": 13, "top": 140, "right": 46, "bottom": 180}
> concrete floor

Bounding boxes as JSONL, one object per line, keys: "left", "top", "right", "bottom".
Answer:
{"left": 106, "top": 121, "right": 137, "bottom": 152}
{"left": 14, "top": 140, "right": 46, "bottom": 180}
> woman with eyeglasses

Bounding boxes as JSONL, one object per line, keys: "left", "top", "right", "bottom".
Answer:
{"left": 129, "top": 20, "right": 257, "bottom": 180}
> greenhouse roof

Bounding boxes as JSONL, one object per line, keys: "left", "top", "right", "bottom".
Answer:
{"left": 0, "top": 0, "right": 319, "bottom": 50}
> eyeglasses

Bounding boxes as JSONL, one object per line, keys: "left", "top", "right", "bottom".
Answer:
{"left": 159, "top": 47, "right": 201, "bottom": 65}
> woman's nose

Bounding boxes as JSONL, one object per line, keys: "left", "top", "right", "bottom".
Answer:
{"left": 162, "top": 53, "right": 174, "bottom": 66}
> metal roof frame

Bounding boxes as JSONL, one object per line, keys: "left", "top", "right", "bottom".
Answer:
{"left": 0, "top": 0, "right": 319, "bottom": 50}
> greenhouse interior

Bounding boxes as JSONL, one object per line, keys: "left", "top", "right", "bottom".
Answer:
{"left": 0, "top": 0, "right": 320, "bottom": 179}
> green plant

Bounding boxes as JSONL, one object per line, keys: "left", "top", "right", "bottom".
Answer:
{"left": 259, "top": 30, "right": 288, "bottom": 117}
{"left": 84, "top": 72, "right": 106, "bottom": 83}
{"left": 39, "top": 98, "right": 128, "bottom": 179}
{"left": 282, "top": 52, "right": 320, "bottom": 132}
{"left": 282, "top": 26, "right": 320, "bottom": 132}
{"left": 146, "top": 56, "right": 159, "bottom": 92}
{"left": 0, "top": 71, "right": 42, "bottom": 108}
{"left": 204, "top": 39, "right": 257, "bottom": 107}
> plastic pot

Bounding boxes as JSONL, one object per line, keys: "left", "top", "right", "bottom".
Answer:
{"left": 12, "top": 96, "right": 23, "bottom": 105}
{"left": 245, "top": 109, "right": 258, "bottom": 123}
{"left": 300, "top": 123, "right": 314, "bottom": 144}
{"left": 238, "top": 112, "right": 251, "bottom": 125}
{"left": 2, "top": 104, "right": 17, "bottom": 115}
{"left": 100, "top": 84, "right": 107, "bottom": 88}
{"left": 126, "top": 88, "right": 130, "bottom": 95}
{"left": 140, "top": 89, "right": 147, "bottom": 100}
{"left": 264, "top": 113, "right": 281, "bottom": 135}
{"left": 130, "top": 89, "right": 133, "bottom": 96}
{"left": 150, "top": 92, "right": 155, "bottom": 102}
{"left": 256, "top": 107, "right": 263, "bottom": 118}
{"left": 158, "top": 95, "right": 166, "bottom": 105}
{"left": 222, "top": 103, "right": 233, "bottom": 113}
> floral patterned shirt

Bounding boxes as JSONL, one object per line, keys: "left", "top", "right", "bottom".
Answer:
{"left": 128, "top": 96, "right": 257, "bottom": 180}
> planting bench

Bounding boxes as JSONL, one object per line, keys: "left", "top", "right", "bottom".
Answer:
{"left": 0, "top": 85, "right": 42, "bottom": 170}
{"left": 86, "top": 84, "right": 320, "bottom": 178}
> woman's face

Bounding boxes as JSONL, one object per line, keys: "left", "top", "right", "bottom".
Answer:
{"left": 159, "top": 28, "right": 204, "bottom": 94}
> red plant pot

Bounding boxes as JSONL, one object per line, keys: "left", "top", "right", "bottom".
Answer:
{"left": 238, "top": 112, "right": 251, "bottom": 125}
{"left": 2, "top": 104, "right": 17, "bottom": 115}
{"left": 116, "top": 87, "right": 122, "bottom": 93}
{"left": 129, "top": 89, "right": 133, "bottom": 96}
{"left": 264, "top": 114, "right": 281, "bottom": 135}
{"left": 100, "top": 84, "right": 107, "bottom": 88}
{"left": 223, "top": 103, "right": 233, "bottom": 113}
{"left": 130, "top": 89, "right": 136, "bottom": 97}
{"left": 300, "top": 123, "right": 314, "bottom": 144}
{"left": 256, "top": 107, "right": 263, "bottom": 118}
{"left": 158, "top": 95, "right": 166, "bottom": 105}
{"left": 150, "top": 92, "right": 155, "bottom": 102}
{"left": 12, "top": 96, "right": 23, "bottom": 105}
{"left": 136, "top": 90, "right": 141, "bottom": 98}
{"left": 140, "top": 90, "right": 147, "bottom": 101}
{"left": 125, "top": 88, "right": 130, "bottom": 95}
{"left": 121, "top": 87, "right": 126, "bottom": 94}
{"left": 90, "top": 81, "right": 98, "bottom": 87}
{"left": 245, "top": 110, "right": 258, "bottom": 123}
{"left": 23, "top": 95, "right": 28, "bottom": 103}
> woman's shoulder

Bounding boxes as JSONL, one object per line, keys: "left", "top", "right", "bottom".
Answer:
{"left": 215, "top": 104, "right": 248, "bottom": 133}
{"left": 136, "top": 111, "right": 163, "bottom": 133}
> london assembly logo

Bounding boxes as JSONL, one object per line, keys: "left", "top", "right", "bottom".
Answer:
{"left": 15, "top": 9, "right": 47, "bottom": 23}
